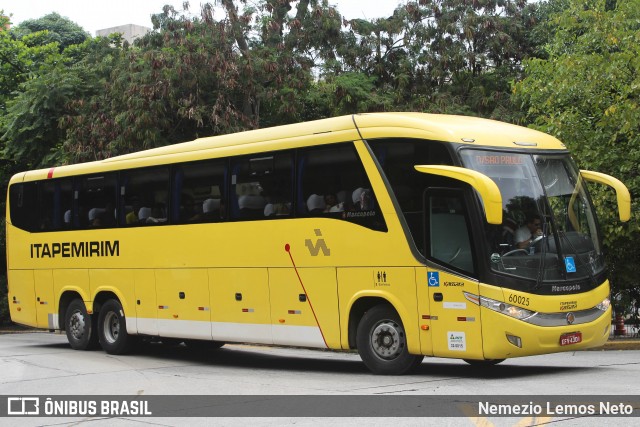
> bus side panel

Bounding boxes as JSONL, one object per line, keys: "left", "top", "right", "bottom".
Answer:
{"left": 7, "top": 270, "right": 37, "bottom": 328}
{"left": 33, "top": 269, "right": 55, "bottom": 329}
{"left": 155, "top": 268, "right": 211, "bottom": 340}
{"left": 426, "top": 269, "right": 484, "bottom": 359}
{"left": 337, "top": 267, "right": 421, "bottom": 355}
{"left": 133, "top": 269, "right": 158, "bottom": 336}
{"left": 53, "top": 269, "right": 90, "bottom": 312}
{"left": 90, "top": 269, "right": 136, "bottom": 333}
{"left": 209, "top": 268, "right": 273, "bottom": 345}
{"left": 269, "top": 267, "right": 339, "bottom": 349}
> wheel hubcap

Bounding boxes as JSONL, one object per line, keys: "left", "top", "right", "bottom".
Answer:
{"left": 371, "top": 320, "right": 404, "bottom": 360}
{"left": 103, "top": 312, "right": 120, "bottom": 344}
{"left": 69, "top": 310, "right": 86, "bottom": 340}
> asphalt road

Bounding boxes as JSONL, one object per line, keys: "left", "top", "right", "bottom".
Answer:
{"left": 0, "top": 332, "right": 639, "bottom": 426}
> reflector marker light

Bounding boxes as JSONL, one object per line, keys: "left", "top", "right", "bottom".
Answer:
{"left": 288, "top": 310, "right": 302, "bottom": 315}
{"left": 242, "top": 308, "right": 254, "bottom": 313}
{"left": 158, "top": 305, "right": 169, "bottom": 309}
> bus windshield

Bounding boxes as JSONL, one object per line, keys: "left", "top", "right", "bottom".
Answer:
{"left": 460, "top": 150, "right": 604, "bottom": 284}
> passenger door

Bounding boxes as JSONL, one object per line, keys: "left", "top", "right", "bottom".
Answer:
{"left": 423, "top": 189, "right": 484, "bottom": 359}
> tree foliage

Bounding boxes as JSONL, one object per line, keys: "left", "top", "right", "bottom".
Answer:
{"left": 514, "top": 0, "right": 640, "bottom": 293}
{"left": 11, "top": 12, "right": 89, "bottom": 51}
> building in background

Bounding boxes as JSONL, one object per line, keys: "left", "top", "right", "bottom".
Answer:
{"left": 96, "top": 24, "right": 150, "bottom": 43}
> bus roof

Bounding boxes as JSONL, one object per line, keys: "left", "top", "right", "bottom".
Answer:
{"left": 15, "top": 113, "right": 566, "bottom": 183}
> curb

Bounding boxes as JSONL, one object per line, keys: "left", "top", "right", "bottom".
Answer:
{"left": 594, "top": 340, "right": 640, "bottom": 351}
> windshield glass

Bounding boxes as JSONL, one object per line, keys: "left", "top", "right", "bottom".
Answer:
{"left": 460, "top": 150, "right": 604, "bottom": 284}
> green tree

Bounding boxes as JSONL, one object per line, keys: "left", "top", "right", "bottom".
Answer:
{"left": 1, "top": 35, "right": 123, "bottom": 168}
{"left": 514, "top": 0, "right": 640, "bottom": 294}
{"left": 62, "top": 1, "right": 351, "bottom": 159}
{"left": 11, "top": 12, "right": 89, "bottom": 51}
{"left": 323, "top": 0, "right": 541, "bottom": 120}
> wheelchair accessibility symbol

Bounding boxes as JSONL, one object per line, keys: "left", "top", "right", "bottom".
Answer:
{"left": 564, "top": 257, "right": 576, "bottom": 273}
{"left": 428, "top": 271, "right": 440, "bottom": 287}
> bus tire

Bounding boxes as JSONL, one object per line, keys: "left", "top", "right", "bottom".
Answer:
{"left": 98, "top": 299, "right": 136, "bottom": 354}
{"left": 64, "top": 299, "right": 99, "bottom": 350}
{"left": 356, "top": 305, "right": 423, "bottom": 375}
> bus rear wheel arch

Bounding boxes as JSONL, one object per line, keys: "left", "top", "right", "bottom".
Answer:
{"left": 97, "top": 298, "right": 136, "bottom": 354}
{"left": 356, "top": 304, "right": 423, "bottom": 375}
{"left": 64, "top": 298, "right": 99, "bottom": 350}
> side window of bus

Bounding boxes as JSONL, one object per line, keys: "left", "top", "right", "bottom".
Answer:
{"left": 369, "top": 138, "right": 454, "bottom": 254}
{"left": 174, "top": 159, "right": 227, "bottom": 223}
{"left": 77, "top": 173, "right": 119, "bottom": 228}
{"left": 426, "top": 191, "right": 475, "bottom": 274}
{"left": 9, "top": 182, "right": 38, "bottom": 232}
{"left": 230, "top": 151, "right": 293, "bottom": 220}
{"left": 39, "top": 179, "right": 74, "bottom": 231}
{"left": 120, "top": 167, "right": 170, "bottom": 226}
{"left": 299, "top": 143, "right": 387, "bottom": 231}
{"left": 9, "top": 179, "right": 73, "bottom": 232}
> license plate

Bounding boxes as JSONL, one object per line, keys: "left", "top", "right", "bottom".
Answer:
{"left": 560, "top": 332, "right": 582, "bottom": 346}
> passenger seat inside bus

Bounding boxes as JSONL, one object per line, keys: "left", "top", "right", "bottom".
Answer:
{"left": 202, "top": 198, "right": 221, "bottom": 221}
{"left": 238, "top": 195, "right": 267, "bottom": 219}
{"left": 306, "top": 194, "right": 325, "bottom": 215}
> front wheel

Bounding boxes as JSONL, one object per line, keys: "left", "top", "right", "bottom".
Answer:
{"left": 356, "top": 305, "right": 423, "bottom": 375}
{"left": 98, "top": 299, "right": 136, "bottom": 354}
{"left": 64, "top": 299, "right": 99, "bottom": 350}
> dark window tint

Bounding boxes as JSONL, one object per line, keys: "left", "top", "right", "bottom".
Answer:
{"left": 9, "top": 179, "right": 73, "bottom": 232}
{"left": 369, "top": 138, "right": 454, "bottom": 252}
{"left": 299, "top": 143, "right": 386, "bottom": 231}
{"left": 40, "top": 179, "right": 73, "bottom": 230}
{"left": 9, "top": 182, "right": 38, "bottom": 231}
{"left": 174, "top": 159, "right": 227, "bottom": 223}
{"left": 231, "top": 151, "right": 293, "bottom": 220}
{"left": 77, "top": 174, "right": 118, "bottom": 228}
{"left": 121, "top": 167, "right": 170, "bottom": 226}
{"left": 427, "top": 191, "right": 475, "bottom": 274}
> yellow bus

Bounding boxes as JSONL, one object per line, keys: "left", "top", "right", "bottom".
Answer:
{"left": 6, "top": 113, "right": 631, "bottom": 374}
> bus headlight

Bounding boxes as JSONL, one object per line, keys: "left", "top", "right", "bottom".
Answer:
{"left": 596, "top": 297, "right": 610, "bottom": 311}
{"left": 464, "top": 292, "right": 537, "bottom": 321}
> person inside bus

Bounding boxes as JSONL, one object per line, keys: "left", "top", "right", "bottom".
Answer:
{"left": 324, "top": 193, "right": 344, "bottom": 212}
{"left": 88, "top": 208, "right": 106, "bottom": 227}
{"left": 515, "top": 214, "right": 543, "bottom": 250}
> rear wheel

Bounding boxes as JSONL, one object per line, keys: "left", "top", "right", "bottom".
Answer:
{"left": 356, "top": 305, "right": 423, "bottom": 375}
{"left": 98, "top": 299, "right": 136, "bottom": 354}
{"left": 64, "top": 299, "right": 99, "bottom": 350}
